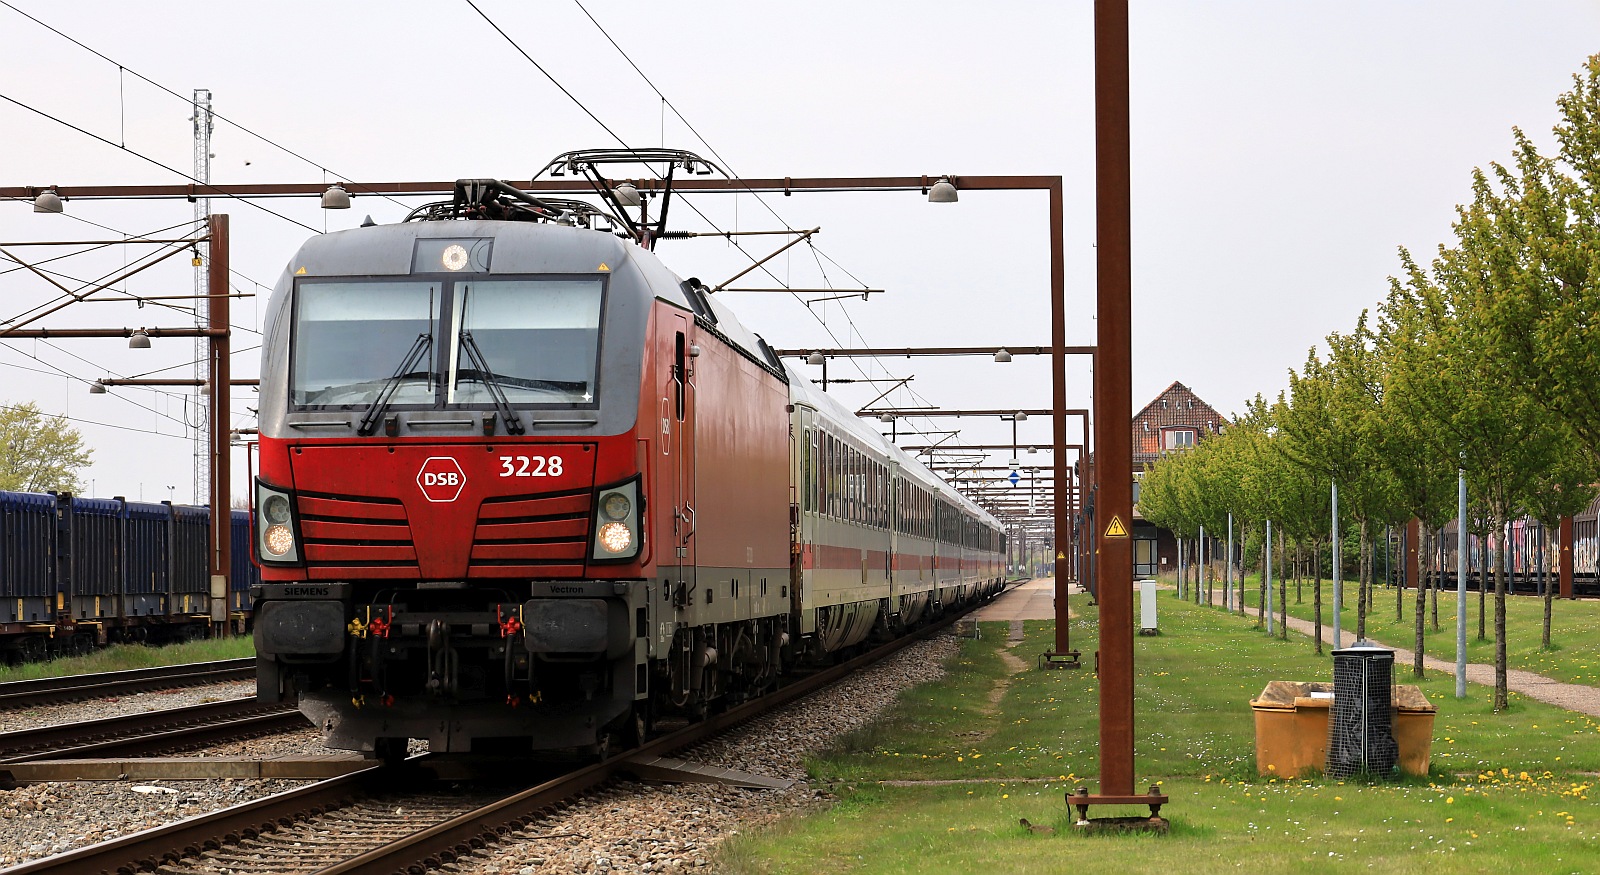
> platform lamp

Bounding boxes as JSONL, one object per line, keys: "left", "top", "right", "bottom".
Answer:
{"left": 32, "top": 190, "right": 63, "bottom": 213}
{"left": 805, "top": 350, "right": 829, "bottom": 391}
{"left": 927, "top": 177, "right": 959, "bottom": 203}
{"left": 320, "top": 184, "right": 351, "bottom": 209}
{"left": 1009, "top": 411, "right": 1027, "bottom": 469}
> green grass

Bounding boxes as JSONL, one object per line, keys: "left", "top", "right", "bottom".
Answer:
{"left": 1219, "top": 571, "right": 1600, "bottom": 686}
{"left": 721, "top": 597, "right": 1600, "bottom": 874}
{"left": 0, "top": 636, "right": 254, "bottom": 684}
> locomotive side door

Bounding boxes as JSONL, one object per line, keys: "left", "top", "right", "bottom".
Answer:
{"left": 669, "top": 315, "right": 697, "bottom": 602}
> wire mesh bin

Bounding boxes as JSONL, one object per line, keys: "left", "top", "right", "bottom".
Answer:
{"left": 1327, "top": 642, "right": 1399, "bottom": 778}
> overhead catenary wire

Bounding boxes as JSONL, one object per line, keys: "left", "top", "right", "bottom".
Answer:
{"left": 0, "top": 91, "right": 321, "bottom": 234}
{"left": 550, "top": 4, "right": 1014, "bottom": 473}
{"left": 0, "top": 399, "right": 189, "bottom": 440}
{"left": 0, "top": 215, "right": 268, "bottom": 334}
{"left": 0, "top": 1, "right": 412, "bottom": 214}
{"left": 566, "top": 1, "right": 933, "bottom": 415}
{"left": 0, "top": 346, "right": 192, "bottom": 429}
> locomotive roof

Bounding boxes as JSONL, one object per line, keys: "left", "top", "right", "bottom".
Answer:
{"left": 785, "top": 364, "right": 1003, "bottom": 530}
{"left": 275, "top": 220, "right": 781, "bottom": 376}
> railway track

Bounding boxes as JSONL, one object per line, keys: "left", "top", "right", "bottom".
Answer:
{"left": 0, "top": 658, "right": 257, "bottom": 710}
{"left": 6, "top": 604, "right": 979, "bottom": 875}
{"left": 0, "top": 698, "right": 306, "bottom": 765}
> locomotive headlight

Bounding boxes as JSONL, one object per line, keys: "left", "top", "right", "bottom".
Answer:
{"left": 597, "top": 521, "right": 632, "bottom": 554}
{"left": 441, "top": 243, "right": 469, "bottom": 271}
{"left": 591, "top": 478, "right": 642, "bottom": 562}
{"left": 262, "top": 493, "right": 291, "bottom": 525}
{"left": 263, "top": 524, "right": 296, "bottom": 557}
{"left": 602, "top": 493, "right": 630, "bottom": 521}
{"left": 255, "top": 479, "right": 302, "bottom": 565}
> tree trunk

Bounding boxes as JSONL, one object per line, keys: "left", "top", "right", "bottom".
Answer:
{"left": 1295, "top": 542, "right": 1303, "bottom": 603}
{"left": 1313, "top": 537, "right": 1324, "bottom": 655}
{"left": 1209, "top": 534, "right": 1216, "bottom": 607}
{"left": 1478, "top": 535, "right": 1488, "bottom": 642}
{"left": 1278, "top": 527, "right": 1288, "bottom": 640}
{"left": 1176, "top": 537, "right": 1184, "bottom": 600}
{"left": 1413, "top": 526, "right": 1428, "bottom": 679}
{"left": 1396, "top": 525, "right": 1404, "bottom": 623}
{"left": 1357, "top": 519, "right": 1369, "bottom": 640}
{"left": 1430, "top": 530, "right": 1439, "bottom": 632}
{"left": 1494, "top": 525, "right": 1509, "bottom": 712}
{"left": 1193, "top": 539, "right": 1201, "bottom": 605}
{"left": 1257, "top": 534, "right": 1267, "bottom": 629}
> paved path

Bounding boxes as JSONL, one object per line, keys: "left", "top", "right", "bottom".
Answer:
{"left": 1272, "top": 612, "right": 1600, "bottom": 718}
{"left": 973, "top": 577, "right": 1081, "bottom": 622}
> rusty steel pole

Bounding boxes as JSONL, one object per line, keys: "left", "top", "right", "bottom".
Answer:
{"left": 1050, "top": 177, "right": 1074, "bottom": 654}
{"left": 1560, "top": 516, "right": 1574, "bottom": 599}
{"left": 1094, "top": 0, "right": 1137, "bottom": 800}
{"left": 208, "top": 215, "right": 231, "bottom": 632}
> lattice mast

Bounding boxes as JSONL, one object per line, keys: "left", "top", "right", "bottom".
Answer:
{"left": 191, "top": 89, "right": 213, "bottom": 505}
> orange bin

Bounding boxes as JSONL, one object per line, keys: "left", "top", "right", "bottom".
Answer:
{"left": 1250, "top": 681, "right": 1435, "bottom": 777}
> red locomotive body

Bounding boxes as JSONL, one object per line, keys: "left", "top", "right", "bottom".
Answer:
{"left": 251, "top": 159, "right": 1003, "bottom": 759}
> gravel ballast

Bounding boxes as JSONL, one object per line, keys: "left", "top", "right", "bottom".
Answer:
{"left": 0, "top": 632, "right": 960, "bottom": 870}
{"left": 457, "top": 631, "right": 961, "bottom": 875}
{"left": 0, "top": 681, "right": 257, "bottom": 734}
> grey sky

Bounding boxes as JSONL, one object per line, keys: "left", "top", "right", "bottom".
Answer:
{"left": 2, "top": 1, "right": 1597, "bottom": 505}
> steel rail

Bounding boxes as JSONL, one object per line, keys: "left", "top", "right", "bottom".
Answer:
{"left": 0, "top": 699, "right": 304, "bottom": 764}
{"left": 5, "top": 595, "right": 995, "bottom": 875}
{"left": 0, "top": 658, "right": 257, "bottom": 710}
{"left": 315, "top": 601, "right": 986, "bottom": 875}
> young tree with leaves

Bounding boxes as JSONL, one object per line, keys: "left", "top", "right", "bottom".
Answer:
{"left": 0, "top": 403, "right": 91, "bottom": 493}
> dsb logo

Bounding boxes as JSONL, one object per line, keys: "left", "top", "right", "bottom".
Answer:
{"left": 417, "top": 457, "right": 468, "bottom": 502}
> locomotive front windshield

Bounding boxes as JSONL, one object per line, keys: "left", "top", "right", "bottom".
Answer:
{"left": 291, "top": 277, "right": 603, "bottom": 410}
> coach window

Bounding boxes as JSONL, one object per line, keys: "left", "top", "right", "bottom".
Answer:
{"left": 803, "top": 428, "right": 815, "bottom": 513}
{"left": 832, "top": 435, "right": 844, "bottom": 518}
{"left": 851, "top": 449, "right": 862, "bottom": 524}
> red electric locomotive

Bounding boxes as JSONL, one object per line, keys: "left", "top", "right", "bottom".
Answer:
{"left": 251, "top": 151, "right": 1005, "bottom": 759}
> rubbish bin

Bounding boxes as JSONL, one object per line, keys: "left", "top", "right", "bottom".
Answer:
{"left": 1391, "top": 685, "right": 1437, "bottom": 775}
{"left": 1250, "top": 681, "right": 1435, "bottom": 777}
{"left": 1250, "top": 681, "right": 1334, "bottom": 777}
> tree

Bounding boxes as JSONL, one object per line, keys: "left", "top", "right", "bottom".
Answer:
{"left": 1375, "top": 264, "right": 1459, "bottom": 678}
{"left": 1489, "top": 58, "right": 1600, "bottom": 463}
{"left": 0, "top": 403, "right": 91, "bottom": 493}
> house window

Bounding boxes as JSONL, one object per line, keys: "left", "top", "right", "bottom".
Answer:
{"left": 1162, "top": 428, "right": 1196, "bottom": 449}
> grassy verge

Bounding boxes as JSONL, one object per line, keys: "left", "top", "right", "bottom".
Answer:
{"left": 721, "top": 597, "right": 1600, "bottom": 874}
{"left": 1217, "top": 571, "right": 1600, "bottom": 685}
{"left": 0, "top": 637, "right": 255, "bottom": 684}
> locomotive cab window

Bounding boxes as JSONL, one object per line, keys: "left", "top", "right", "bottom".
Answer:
{"left": 291, "top": 276, "right": 604, "bottom": 411}
{"left": 292, "top": 281, "right": 440, "bottom": 407}
{"left": 448, "top": 280, "right": 602, "bottom": 406}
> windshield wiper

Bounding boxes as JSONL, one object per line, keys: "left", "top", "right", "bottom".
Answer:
{"left": 458, "top": 331, "right": 526, "bottom": 435}
{"left": 357, "top": 333, "right": 434, "bottom": 436}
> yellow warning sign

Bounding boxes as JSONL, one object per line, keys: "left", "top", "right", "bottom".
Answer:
{"left": 597, "top": 263, "right": 611, "bottom": 271}
{"left": 1057, "top": 552, "right": 1065, "bottom": 559}
{"left": 1104, "top": 515, "right": 1129, "bottom": 538}
{"left": 295, "top": 266, "right": 307, "bottom": 275}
